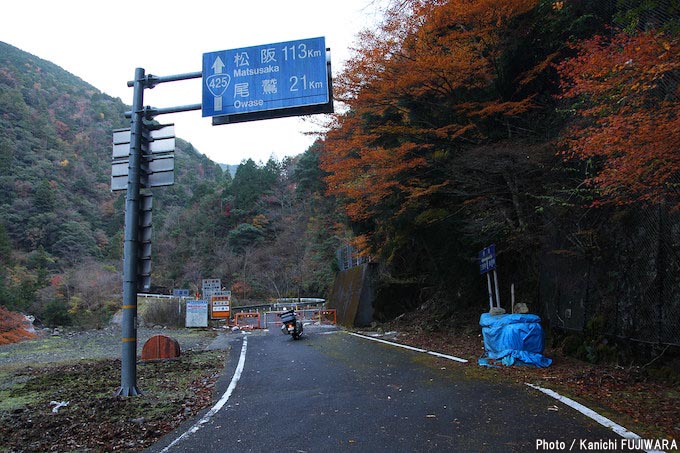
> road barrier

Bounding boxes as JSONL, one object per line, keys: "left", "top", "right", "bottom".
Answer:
{"left": 263, "top": 309, "right": 337, "bottom": 328}
{"left": 310, "top": 309, "right": 337, "bottom": 325}
{"left": 234, "top": 312, "right": 261, "bottom": 329}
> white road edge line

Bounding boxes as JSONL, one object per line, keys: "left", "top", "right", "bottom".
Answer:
{"left": 161, "top": 335, "right": 248, "bottom": 453}
{"left": 348, "top": 332, "right": 468, "bottom": 363}
{"left": 427, "top": 350, "right": 468, "bottom": 363}
{"left": 525, "top": 383, "right": 666, "bottom": 453}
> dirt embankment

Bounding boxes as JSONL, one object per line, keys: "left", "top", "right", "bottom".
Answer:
{"left": 0, "top": 327, "right": 223, "bottom": 452}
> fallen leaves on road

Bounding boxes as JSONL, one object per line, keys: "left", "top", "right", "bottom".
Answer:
{"left": 377, "top": 310, "right": 680, "bottom": 440}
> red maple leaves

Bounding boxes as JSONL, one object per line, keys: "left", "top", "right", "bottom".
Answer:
{"left": 557, "top": 31, "right": 680, "bottom": 206}
{"left": 320, "top": 0, "right": 541, "bottom": 254}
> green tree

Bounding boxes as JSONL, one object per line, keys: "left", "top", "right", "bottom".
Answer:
{"left": 293, "top": 144, "right": 328, "bottom": 197}
{"left": 222, "top": 165, "right": 233, "bottom": 189}
{"left": 228, "top": 223, "right": 264, "bottom": 254}
{"left": 231, "top": 158, "right": 283, "bottom": 212}
{"left": 52, "top": 221, "right": 99, "bottom": 264}
{"left": 232, "top": 159, "right": 263, "bottom": 210}
{"left": 0, "top": 138, "right": 14, "bottom": 176}
{"left": 33, "top": 180, "right": 56, "bottom": 212}
{"left": 0, "top": 223, "right": 12, "bottom": 269}
{"left": 43, "top": 299, "right": 71, "bottom": 326}
{"left": 0, "top": 223, "right": 12, "bottom": 308}
{"left": 28, "top": 246, "right": 53, "bottom": 287}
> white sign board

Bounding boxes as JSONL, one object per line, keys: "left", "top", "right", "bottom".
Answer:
{"left": 202, "top": 278, "right": 222, "bottom": 300}
{"left": 186, "top": 300, "right": 209, "bottom": 328}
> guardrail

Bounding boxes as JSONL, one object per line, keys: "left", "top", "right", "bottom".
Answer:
{"left": 231, "top": 300, "right": 326, "bottom": 314}
{"left": 136, "top": 295, "right": 325, "bottom": 308}
{"left": 274, "top": 298, "right": 325, "bottom": 304}
{"left": 138, "top": 293, "right": 174, "bottom": 299}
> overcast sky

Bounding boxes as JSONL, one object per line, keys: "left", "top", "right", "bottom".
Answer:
{"left": 0, "top": 0, "right": 386, "bottom": 165}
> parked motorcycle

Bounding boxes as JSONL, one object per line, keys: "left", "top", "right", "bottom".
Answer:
{"left": 279, "top": 309, "right": 303, "bottom": 340}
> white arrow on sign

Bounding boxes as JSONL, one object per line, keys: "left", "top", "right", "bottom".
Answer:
{"left": 212, "top": 56, "right": 225, "bottom": 74}
{"left": 213, "top": 57, "right": 225, "bottom": 112}
{"left": 206, "top": 56, "right": 230, "bottom": 112}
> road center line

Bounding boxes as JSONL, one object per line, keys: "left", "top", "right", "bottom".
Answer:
{"left": 161, "top": 335, "right": 248, "bottom": 452}
{"left": 348, "top": 332, "right": 468, "bottom": 363}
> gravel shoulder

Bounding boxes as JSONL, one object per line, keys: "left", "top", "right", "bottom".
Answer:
{"left": 0, "top": 326, "right": 219, "bottom": 367}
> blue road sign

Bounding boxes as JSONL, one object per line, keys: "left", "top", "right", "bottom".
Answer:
{"left": 478, "top": 244, "right": 497, "bottom": 275}
{"left": 202, "top": 37, "right": 329, "bottom": 118}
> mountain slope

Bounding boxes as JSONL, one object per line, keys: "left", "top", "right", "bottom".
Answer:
{"left": 0, "top": 41, "right": 228, "bottom": 322}
{"left": 0, "top": 41, "right": 221, "bottom": 262}
{"left": 0, "top": 42, "right": 342, "bottom": 327}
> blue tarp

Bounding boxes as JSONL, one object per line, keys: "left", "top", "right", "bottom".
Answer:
{"left": 479, "top": 313, "right": 552, "bottom": 368}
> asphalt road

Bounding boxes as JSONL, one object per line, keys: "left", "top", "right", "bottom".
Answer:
{"left": 148, "top": 325, "right": 625, "bottom": 452}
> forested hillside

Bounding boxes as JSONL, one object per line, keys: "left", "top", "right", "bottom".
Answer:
{"left": 319, "top": 0, "right": 680, "bottom": 350}
{"left": 0, "top": 42, "right": 343, "bottom": 327}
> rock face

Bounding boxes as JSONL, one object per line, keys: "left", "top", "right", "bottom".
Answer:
{"left": 489, "top": 307, "right": 506, "bottom": 316}
{"left": 141, "top": 335, "right": 181, "bottom": 361}
{"left": 513, "top": 303, "right": 529, "bottom": 314}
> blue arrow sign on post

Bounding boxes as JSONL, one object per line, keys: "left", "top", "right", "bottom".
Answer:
{"left": 202, "top": 37, "right": 328, "bottom": 118}
{"left": 478, "top": 244, "right": 497, "bottom": 275}
{"left": 479, "top": 244, "right": 501, "bottom": 311}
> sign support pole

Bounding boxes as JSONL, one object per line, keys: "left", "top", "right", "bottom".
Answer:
{"left": 492, "top": 269, "right": 501, "bottom": 309}
{"left": 114, "top": 69, "right": 200, "bottom": 396}
{"left": 486, "top": 273, "right": 494, "bottom": 311}
{"left": 111, "top": 37, "right": 333, "bottom": 394}
{"left": 479, "top": 244, "right": 500, "bottom": 312}
{"left": 117, "top": 67, "right": 146, "bottom": 397}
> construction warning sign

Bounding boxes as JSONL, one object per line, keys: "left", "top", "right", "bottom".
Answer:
{"left": 210, "top": 294, "right": 231, "bottom": 319}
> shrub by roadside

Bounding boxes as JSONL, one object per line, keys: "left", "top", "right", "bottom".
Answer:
{"left": 0, "top": 306, "right": 36, "bottom": 346}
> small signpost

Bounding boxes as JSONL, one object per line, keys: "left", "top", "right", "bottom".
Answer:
{"left": 201, "top": 279, "right": 222, "bottom": 300}
{"left": 210, "top": 294, "right": 231, "bottom": 320}
{"left": 111, "top": 124, "right": 175, "bottom": 192}
{"left": 137, "top": 193, "right": 152, "bottom": 292}
{"left": 479, "top": 244, "right": 501, "bottom": 312}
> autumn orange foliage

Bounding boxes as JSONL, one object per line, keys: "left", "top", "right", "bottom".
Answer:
{"left": 322, "top": 0, "right": 541, "bottom": 255}
{"left": 557, "top": 31, "right": 680, "bottom": 206}
{"left": 0, "top": 306, "right": 36, "bottom": 345}
{"left": 337, "top": 0, "right": 538, "bottom": 137}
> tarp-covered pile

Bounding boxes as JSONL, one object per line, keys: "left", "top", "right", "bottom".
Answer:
{"left": 478, "top": 313, "right": 552, "bottom": 368}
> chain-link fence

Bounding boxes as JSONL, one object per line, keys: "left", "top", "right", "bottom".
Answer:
{"left": 336, "top": 245, "right": 370, "bottom": 271}
{"left": 540, "top": 205, "right": 680, "bottom": 346}
{"left": 540, "top": 0, "right": 680, "bottom": 346}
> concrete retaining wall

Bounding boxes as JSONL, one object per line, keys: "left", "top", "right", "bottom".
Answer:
{"left": 326, "top": 263, "right": 377, "bottom": 327}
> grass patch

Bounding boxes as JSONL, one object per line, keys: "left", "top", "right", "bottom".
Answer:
{"left": 0, "top": 350, "right": 226, "bottom": 452}
{"left": 0, "top": 391, "right": 34, "bottom": 412}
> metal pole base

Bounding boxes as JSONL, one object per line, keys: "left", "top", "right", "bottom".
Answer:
{"left": 115, "top": 386, "right": 142, "bottom": 397}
